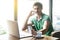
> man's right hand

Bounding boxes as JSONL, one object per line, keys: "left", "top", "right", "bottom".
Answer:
{"left": 22, "top": 26, "right": 27, "bottom": 31}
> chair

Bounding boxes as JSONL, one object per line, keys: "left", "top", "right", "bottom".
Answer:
{"left": 51, "top": 31, "right": 60, "bottom": 38}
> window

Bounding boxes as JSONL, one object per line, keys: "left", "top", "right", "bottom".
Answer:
{"left": 53, "top": 0, "right": 60, "bottom": 31}
{"left": 0, "top": 0, "right": 14, "bottom": 35}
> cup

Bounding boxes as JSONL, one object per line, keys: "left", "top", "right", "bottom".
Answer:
{"left": 35, "top": 31, "right": 42, "bottom": 37}
{"left": 28, "top": 26, "right": 32, "bottom": 34}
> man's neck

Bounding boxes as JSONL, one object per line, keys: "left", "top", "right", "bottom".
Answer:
{"left": 37, "top": 13, "right": 42, "bottom": 17}
{"left": 37, "top": 13, "right": 42, "bottom": 18}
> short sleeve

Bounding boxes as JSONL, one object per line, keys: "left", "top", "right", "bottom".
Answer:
{"left": 43, "top": 15, "right": 51, "bottom": 22}
{"left": 46, "top": 16, "right": 51, "bottom": 22}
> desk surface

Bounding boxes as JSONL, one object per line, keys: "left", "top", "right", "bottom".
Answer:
{"left": 0, "top": 34, "right": 58, "bottom": 40}
{"left": 20, "top": 35, "right": 58, "bottom": 40}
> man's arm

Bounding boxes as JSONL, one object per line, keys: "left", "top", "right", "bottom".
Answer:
{"left": 22, "top": 11, "right": 34, "bottom": 31}
{"left": 22, "top": 19, "right": 32, "bottom": 30}
{"left": 22, "top": 14, "right": 32, "bottom": 31}
{"left": 38, "top": 21, "right": 50, "bottom": 34}
{"left": 22, "top": 11, "right": 37, "bottom": 35}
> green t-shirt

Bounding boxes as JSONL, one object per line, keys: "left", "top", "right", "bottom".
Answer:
{"left": 28, "top": 13, "right": 54, "bottom": 36}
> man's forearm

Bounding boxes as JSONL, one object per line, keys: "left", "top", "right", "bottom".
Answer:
{"left": 22, "top": 15, "right": 33, "bottom": 30}
{"left": 22, "top": 11, "right": 33, "bottom": 30}
{"left": 22, "top": 16, "right": 29, "bottom": 30}
{"left": 39, "top": 21, "right": 49, "bottom": 34}
{"left": 38, "top": 29, "right": 47, "bottom": 35}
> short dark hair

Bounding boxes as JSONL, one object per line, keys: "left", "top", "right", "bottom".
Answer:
{"left": 33, "top": 2, "right": 43, "bottom": 9}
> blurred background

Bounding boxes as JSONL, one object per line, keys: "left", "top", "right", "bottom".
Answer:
{"left": 0, "top": 0, "right": 60, "bottom": 39}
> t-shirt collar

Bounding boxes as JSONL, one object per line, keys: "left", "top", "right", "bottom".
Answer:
{"left": 36, "top": 13, "right": 43, "bottom": 21}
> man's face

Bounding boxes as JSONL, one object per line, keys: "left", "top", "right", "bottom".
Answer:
{"left": 33, "top": 6, "right": 42, "bottom": 14}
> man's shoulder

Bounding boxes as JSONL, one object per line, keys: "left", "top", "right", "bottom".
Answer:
{"left": 42, "top": 13, "right": 49, "bottom": 18}
{"left": 42, "top": 13, "right": 49, "bottom": 17}
{"left": 42, "top": 13, "right": 51, "bottom": 21}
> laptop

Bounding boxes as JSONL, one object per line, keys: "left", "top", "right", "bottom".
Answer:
{"left": 7, "top": 20, "right": 32, "bottom": 39}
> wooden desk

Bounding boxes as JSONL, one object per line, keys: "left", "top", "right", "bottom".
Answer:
{"left": 20, "top": 35, "right": 58, "bottom": 40}
{"left": 0, "top": 34, "right": 58, "bottom": 40}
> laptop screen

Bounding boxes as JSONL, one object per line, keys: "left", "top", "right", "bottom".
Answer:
{"left": 8, "top": 20, "right": 32, "bottom": 39}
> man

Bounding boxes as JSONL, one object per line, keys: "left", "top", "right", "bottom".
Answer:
{"left": 22, "top": 2, "right": 54, "bottom": 36}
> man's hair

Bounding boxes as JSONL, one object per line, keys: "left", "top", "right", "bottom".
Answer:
{"left": 33, "top": 2, "right": 43, "bottom": 9}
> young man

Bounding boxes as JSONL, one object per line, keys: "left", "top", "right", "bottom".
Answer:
{"left": 22, "top": 2, "right": 54, "bottom": 36}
